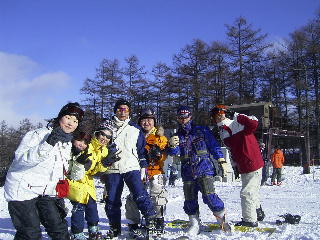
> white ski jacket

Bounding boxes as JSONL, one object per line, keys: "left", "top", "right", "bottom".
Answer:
{"left": 4, "top": 127, "right": 71, "bottom": 201}
{"left": 106, "top": 118, "right": 147, "bottom": 174}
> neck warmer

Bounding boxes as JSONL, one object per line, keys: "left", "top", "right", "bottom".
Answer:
{"left": 181, "top": 120, "right": 193, "bottom": 134}
{"left": 217, "top": 118, "right": 232, "bottom": 127}
{"left": 113, "top": 116, "right": 127, "bottom": 128}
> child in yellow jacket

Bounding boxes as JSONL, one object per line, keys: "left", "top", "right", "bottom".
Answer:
{"left": 68, "top": 123, "right": 112, "bottom": 240}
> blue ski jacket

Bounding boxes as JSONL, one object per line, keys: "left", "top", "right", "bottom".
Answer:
{"left": 170, "top": 121, "right": 224, "bottom": 180}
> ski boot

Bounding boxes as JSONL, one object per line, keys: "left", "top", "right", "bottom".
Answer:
{"left": 186, "top": 215, "right": 200, "bottom": 236}
{"left": 128, "top": 223, "right": 145, "bottom": 239}
{"left": 88, "top": 225, "right": 103, "bottom": 240}
{"left": 256, "top": 206, "right": 265, "bottom": 221}
{"left": 155, "top": 217, "right": 165, "bottom": 236}
{"left": 71, "top": 232, "right": 88, "bottom": 240}
{"left": 214, "top": 213, "right": 232, "bottom": 232}
{"left": 235, "top": 218, "right": 258, "bottom": 227}
{"left": 104, "top": 225, "right": 121, "bottom": 239}
{"left": 145, "top": 216, "right": 158, "bottom": 239}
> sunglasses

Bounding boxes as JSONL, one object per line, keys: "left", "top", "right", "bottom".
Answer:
{"left": 99, "top": 131, "right": 112, "bottom": 139}
{"left": 116, "top": 107, "right": 130, "bottom": 113}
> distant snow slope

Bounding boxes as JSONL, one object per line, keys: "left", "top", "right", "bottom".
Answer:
{"left": 1, "top": 166, "right": 320, "bottom": 239}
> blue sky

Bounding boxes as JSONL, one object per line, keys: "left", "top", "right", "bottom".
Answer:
{"left": 0, "top": 0, "right": 319, "bottom": 127}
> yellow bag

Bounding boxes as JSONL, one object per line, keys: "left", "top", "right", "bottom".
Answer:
{"left": 67, "top": 179, "right": 86, "bottom": 202}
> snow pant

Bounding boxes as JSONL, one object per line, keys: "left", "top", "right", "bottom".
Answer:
{"left": 125, "top": 174, "right": 167, "bottom": 224}
{"left": 169, "top": 173, "right": 178, "bottom": 186}
{"left": 71, "top": 196, "right": 99, "bottom": 234}
{"left": 105, "top": 170, "right": 156, "bottom": 229}
{"left": 8, "top": 196, "right": 69, "bottom": 240}
{"left": 240, "top": 168, "right": 262, "bottom": 223}
{"left": 182, "top": 175, "right": 225, "bottom": 216}
{"left": 271, "top": 167, "right": 282, "bottom": 183}
{"left": 261, "top": 161, "right": 269, "bottom": 185}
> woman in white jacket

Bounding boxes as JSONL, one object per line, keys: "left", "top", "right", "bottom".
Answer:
{"left": 4, "top": 102, "right": 84, "bottom": 240}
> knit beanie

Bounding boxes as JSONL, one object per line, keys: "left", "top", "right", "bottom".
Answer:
{"left": 58, "top": 102, "right": 84, "bottom": 121}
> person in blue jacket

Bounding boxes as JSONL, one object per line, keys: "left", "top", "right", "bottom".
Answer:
{"left": 168, "top": 106, "right": 229, "bottom": 235}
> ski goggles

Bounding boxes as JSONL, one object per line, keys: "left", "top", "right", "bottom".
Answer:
{"left": 116, "top": 107, "right": 130, "bottom": 113}
{"left": 99, "top": 131, "right": 113, "bottom": 139}
{"left": 177, "top": 110, "right": 191, "bottom": 119}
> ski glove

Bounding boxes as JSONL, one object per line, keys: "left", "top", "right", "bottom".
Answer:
{"left": 46, "top": 127, "right": 73, "bottom": 146}
{"left": 102, "top": 143, "right": 122, "bottom": 167}
{"left": 84, "top": 160, "right": 92, "bottom": 171}
{"left": 218, "top": 158, "right": 228, "bottom": 177}
{"left": 75, "top": 151, "right": 92, "bottom": 165}
{"left": 169, "top": 136, "right": 179, "bottom": 148}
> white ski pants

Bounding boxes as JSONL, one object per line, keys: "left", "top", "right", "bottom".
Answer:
{"left": 240, "top": 168, "right": 262, "bottom": 222}
{"left": 125, "top": 174, "right": 167, "bottom": 224}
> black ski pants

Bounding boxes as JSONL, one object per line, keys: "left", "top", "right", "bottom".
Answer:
{"left": 271, "top": 167, "right": 282, "bottom": 183}
{"left": 8, "top": 196, "right": 70, "bottom": 240}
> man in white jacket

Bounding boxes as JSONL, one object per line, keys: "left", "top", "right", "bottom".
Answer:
{"left": 4, "top": 102, "right": 84, "bottom": 240}
{"left": 102, "top": 99, "right": 156, "bottom": 239}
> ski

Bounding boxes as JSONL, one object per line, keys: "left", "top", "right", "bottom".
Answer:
{"left": 166, "top": 219, "right": 276, "bottom": 236}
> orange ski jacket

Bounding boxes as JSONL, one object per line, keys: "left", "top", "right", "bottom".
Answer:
{"left": 271, "top": 149, "right": 285, "bottom": 168}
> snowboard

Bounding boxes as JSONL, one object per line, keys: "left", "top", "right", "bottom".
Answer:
{"left": 166, "top": 219, "right": 276, "bottom": 236}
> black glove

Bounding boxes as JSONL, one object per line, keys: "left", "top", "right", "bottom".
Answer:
{"left": 84, "top": 159, "right": 92, "bottom": 171}
{"left": 225, "top": 110, "right": 235, "bottom": 119}
{"left": 102, "top": 143, "right": 121, "bottom": 167}
{"left": 75, "top": 151, "right": 92, "bottom": 165}
{"left": 148, "top": 145, "right": 162, "bottom": 165}
{"left": 71, "top": 146, "right": 82, "bottom": 155}
{"left": 46, "top": 127, "right": 73, "bottom": 146}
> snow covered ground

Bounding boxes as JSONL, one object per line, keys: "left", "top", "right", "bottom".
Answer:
{"left": 1, "top": 166, "right": 320, "bottom": 239}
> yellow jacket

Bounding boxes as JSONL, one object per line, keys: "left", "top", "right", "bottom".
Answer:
{"left": 146, "top": 128, "right": 168, "bottom": 178}
{"left": 68, "top": 138, "right": 108, "bottom": 204}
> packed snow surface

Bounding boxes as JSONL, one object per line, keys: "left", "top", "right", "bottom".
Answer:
{"left": 1, "top": 166, "right": 320, "bottom": 239}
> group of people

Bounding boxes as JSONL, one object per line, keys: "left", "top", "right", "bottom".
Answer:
{"left": 4, "top": 99, "right": 269, "bottom": 240}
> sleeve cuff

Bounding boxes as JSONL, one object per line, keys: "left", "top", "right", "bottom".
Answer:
{"left": 139, "top": 159, "right": 148, "bottom": 168}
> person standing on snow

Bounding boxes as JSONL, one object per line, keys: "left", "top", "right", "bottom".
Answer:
{"left": 168, "top": 164, "right": 179, "bottom": 186}
{"left": 211, "top": 105, "right": 265, "bottom": 227}
{"left": 103, "top": 99, "right": 156, "bottom": 239}
{"left": 68, "top": 120, "right": 117, "bottom": 240}
{"left": 259, "top": 140, "right": 269, "bottom": 186}
{"left": 4, "top": 102, "right": 84, "bottom": 240}
{"left": 169, "top": 106, "right": 230, "bottom": 236}
{"left": 125, "top": 108, "right": 169, "bottom": 238}
{"left": 271, "top": 147, "right": 285, "bottom": 185}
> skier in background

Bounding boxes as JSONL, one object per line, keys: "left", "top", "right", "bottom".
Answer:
{"left": 168, "top": 164, "right": 178, "bottom": 186}
{"left": 271, "top": 147, "right": 285, "bottom": 185}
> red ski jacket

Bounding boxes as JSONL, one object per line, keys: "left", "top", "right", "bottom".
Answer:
{"left": 218, "top": 113, "right": 264, "bottom": 174}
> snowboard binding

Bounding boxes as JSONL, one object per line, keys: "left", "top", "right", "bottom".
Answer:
{"left": 276, "top": 213, "right": 301, "bottom": 225}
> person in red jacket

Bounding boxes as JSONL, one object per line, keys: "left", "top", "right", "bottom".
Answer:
{"left": 271, "top": 147, "right": 285, "bottom": 185}
{"left": 211, "top": 105, "right": 265, "bottom": 227}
